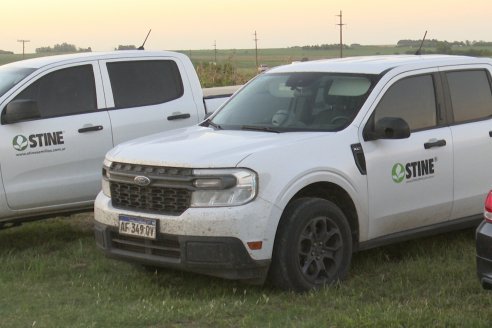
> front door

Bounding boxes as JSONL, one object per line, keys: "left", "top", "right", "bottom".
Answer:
{"left": 361, "top": 72, "right": 453, "bottom": 239}
{"left": 0, "top": 62, "right": 113, "bottom": 210}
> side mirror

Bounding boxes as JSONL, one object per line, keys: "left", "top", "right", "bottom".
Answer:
{"left": 2, "top": 100, "right": 41, "bottom": 124}
{"left": 364, "top": 117, "right": 410, "bottom": 141}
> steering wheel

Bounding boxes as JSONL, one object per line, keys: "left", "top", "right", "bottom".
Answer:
{"left": 272, "top": 110, "right": 290, "bottom": 126}
{"left": 330, "top": 116, "right": 350, "bottom": 125}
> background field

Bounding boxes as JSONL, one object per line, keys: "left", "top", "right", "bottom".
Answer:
{"left": 2, "top": 44, "right": 492, "bottom": 87}
{"left": 0, "top": 214, "right": 490, "bottom": 327}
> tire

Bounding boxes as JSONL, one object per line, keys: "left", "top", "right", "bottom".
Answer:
{"left": 269, "top": 197, "right": 352, "bottom": 292}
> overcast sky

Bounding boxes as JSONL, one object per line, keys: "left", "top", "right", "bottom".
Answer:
{"left": 2, "top": 0, "right": 491, "bottom": 53}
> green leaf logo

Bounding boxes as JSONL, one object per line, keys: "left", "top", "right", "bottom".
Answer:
{"left": 392, "top": 163, "right": 405, "bottom": 183}
{"left": 12, "top": 135, "right": 28, "bottom": 151}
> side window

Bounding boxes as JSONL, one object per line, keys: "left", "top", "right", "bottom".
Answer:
{"left": 107, "top": 60, "right": 184, "bottom": 109}
{"left": 13, "top": 65, "right": 97, "bottom": 118}
{"left": 446, "top": 70, "right": 492, "bottom": 123}
{"left": 374, "top": 75, "right": 437, "bottom": 131}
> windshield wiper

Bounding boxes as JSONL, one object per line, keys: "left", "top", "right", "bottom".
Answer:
{"left": 201, "top": 118, "right": 222, "bottom": 130}
{"left": 240, "top": 125, "right": 281, "bottom": 133}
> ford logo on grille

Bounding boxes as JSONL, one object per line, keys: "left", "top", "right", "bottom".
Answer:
{"left": 134, "top": 176, "right": 151, "bottom": 186}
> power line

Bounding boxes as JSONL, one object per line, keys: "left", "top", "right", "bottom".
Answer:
{"left": 213, "top": 40, "right": 217, "bottom": 63}
{"left": 17, "top": 39, "right": 30, "bottom": 59}
{"left": 253, "top": 31, "right": 259, "bottom": 69}
{"left": 335, "top": 10, "right": 346, "bottom": 58}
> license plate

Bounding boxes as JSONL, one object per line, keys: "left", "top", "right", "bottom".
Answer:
{"left": 118, "top": 215, "right": 157, "bottom": 239}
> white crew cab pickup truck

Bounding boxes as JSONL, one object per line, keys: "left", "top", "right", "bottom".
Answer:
{"left": 94, "top": 55, "right": 492, "bottom": 291}
{"left": 0, "top": 51, "right": 234, "bottom": 226}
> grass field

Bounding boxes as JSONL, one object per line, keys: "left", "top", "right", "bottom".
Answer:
{"left": 0, "top": 214, "right": 490, "bottom": 327}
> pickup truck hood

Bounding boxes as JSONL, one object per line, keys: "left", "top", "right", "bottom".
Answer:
{"left": 107, "top": 126, "right": 325, "bottom": 168}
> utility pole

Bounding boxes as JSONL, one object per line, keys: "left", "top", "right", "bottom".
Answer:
{"left": 17, "top": 39, "right": 30, "bottom": 59}
{"left": 335, "top": 10, "right": 346, "bottom": 58}
{"left": 253, "top": 31, "right": 259, "bottom": 69}
{"left": 213, "top": 40, "right": 217, "bottom": 63}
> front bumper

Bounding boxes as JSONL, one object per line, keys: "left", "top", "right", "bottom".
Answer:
{"left": 476, "top": 220, "right": 492, "bottom": 289}
{"left": 94, "top": 221, "right": 270, "bottom": 283}
{"left": 94, "top": 192, "right": 281, "bottom": 283}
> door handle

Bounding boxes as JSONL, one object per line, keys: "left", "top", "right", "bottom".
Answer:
{"left": 78, "top": 125, "right": 103, "bottom": 133}
{"left": 167, "top": 113, "right": 191, "bottom": 121}
{"left": 424, "top": 139, "right": 446, "bottom": 149}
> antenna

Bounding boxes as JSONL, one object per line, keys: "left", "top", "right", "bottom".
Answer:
{"left": 138, "top": 29, "right": 152, "bottom": 50}
{"left": 415, "top": 30, "right": 427, "bottom": 55}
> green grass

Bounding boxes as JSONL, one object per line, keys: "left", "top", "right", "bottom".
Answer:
{"left": 0, "top": 214, "right": 490, "bottom": 327}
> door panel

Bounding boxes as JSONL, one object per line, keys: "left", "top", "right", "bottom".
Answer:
{"left": 0, "top": 62, "right": 113, "bottom": 210}
{"left": 363, "top": 128, "right": 453, "bottom": 238}
{"left": 1, "top": 113, "right": 112, "bottom": 209}
{"left": 99, "top": 58, "right": 200, "bottom": 145}
{"left": 441, "top": 67, "right": 492, "bottom": 219}
{"left": 450, "top": 121, "right": 492, "bottom": 219}
{"left": 360, "top": 71, "right": 453, "bottom": 239}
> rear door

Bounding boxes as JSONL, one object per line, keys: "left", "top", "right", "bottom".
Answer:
{"left": 440, "top": 66, "right": 492, "bottom": 219}
{"left": 0, "top": 62, "right": 113, "bottom": 210}
{"left": 360, "top": 70, "right": 454, "bottom": 239}
{"left": 99, "top": 57, "right": 201, "bottom": 145}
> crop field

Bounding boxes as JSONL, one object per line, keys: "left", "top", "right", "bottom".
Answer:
{"left": 185, "top": 45, "right": 492, "bottom": 85}
{"left": 2, "top": 44, "right": 492, "bottom": 87}
{"left": 0, "top": 214, "right": 490, "bottom": 327}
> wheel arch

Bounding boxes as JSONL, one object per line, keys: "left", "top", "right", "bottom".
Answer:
{"left": 275, "top": 181, "right": 361, "bottom": 250}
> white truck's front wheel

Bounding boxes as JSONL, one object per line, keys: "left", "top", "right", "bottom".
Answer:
{"left": 270, "top": 198, "right": 352, "bottom": 292}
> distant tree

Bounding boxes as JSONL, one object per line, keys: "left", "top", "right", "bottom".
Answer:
{"left": 53, "top": 43, "right": 77, "bottom": 52}
{"left": 301, "top": 43, "right": 348, "bottom": 50}
{"left": 472, "top": 41, "right": 492, "bottom": 47}
{"left": 36, "top": 42, "right": 86, "bottom": 53}
{"left": 0, "top": 49, "right": 14, "bottom": 55}
{"left": 436, "top": 41, "right": 452, "bottom": 54}
{"left": 116, "top": 45, "right": 137, "bottom": 50}
{"left": 78, "top": 47, "right": 92, "bottom": 53}
{"left": 35, "top": 46, "right": 53, "bottom": 53}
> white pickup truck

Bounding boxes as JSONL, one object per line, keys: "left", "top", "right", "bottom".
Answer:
{"left": 94, "top": 55, "right": 492, "bottom": 291}
{"left": 0, "top": 51, "right": 234, "bottom": 226}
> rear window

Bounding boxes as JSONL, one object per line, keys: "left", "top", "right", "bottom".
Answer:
{"left": 446, "top": 70, "right": 492, "bottom": 123}
{"left": 107, "top": 60, "right": 184, "bottom": 109}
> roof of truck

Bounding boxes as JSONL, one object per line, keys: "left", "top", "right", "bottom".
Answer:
{"left": 3, "top": 50, "right": 188, "bottom": 69}
{"left": 269, "top": 55, "right": 492, "bottom": 75}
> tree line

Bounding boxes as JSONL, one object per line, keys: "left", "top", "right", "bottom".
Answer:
{"left": 397, "top": 39, "right": 492, "bottom": 48}
{"left": 36, "top": 42, "right": 91, "bottom": 53}
{"left": 34, "top": 43, "right": 139, "bottom": 53}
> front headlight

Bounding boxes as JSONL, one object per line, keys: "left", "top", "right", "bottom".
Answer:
{"left": 190, "top": 168, "right": 257, "bottom": 207}
{"left": 102, "top": 159, "right": 112, "bottom": 197}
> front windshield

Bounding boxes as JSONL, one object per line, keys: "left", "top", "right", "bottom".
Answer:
{"left": 0, "top": 66, "right": 36, "bottom": 98}
{"left": 212, "top": 72, "right": 377, "bottom": 132}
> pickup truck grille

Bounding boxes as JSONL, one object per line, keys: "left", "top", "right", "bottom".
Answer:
{"left": 108, "top": 162, "right": 194, "bottom": 215}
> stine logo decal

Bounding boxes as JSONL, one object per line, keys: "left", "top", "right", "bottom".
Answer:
{"left": 392, "top": 158, "right": 436, "bottom": 183}
{"left": 12, "top": 132, "right": 65, "bottom": 156}
{"left": 12, "top": 135, "right": 29, "bottom": 151}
